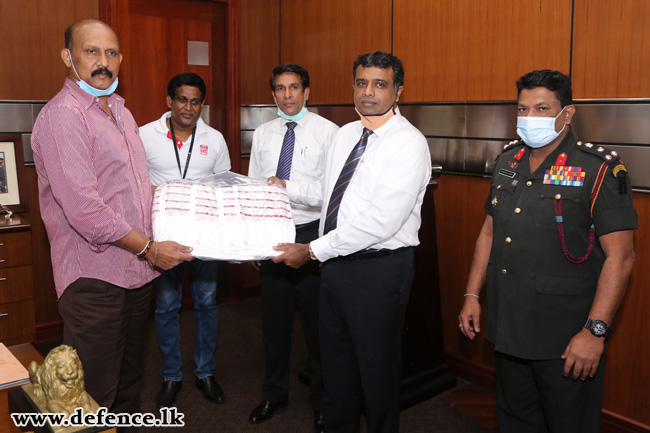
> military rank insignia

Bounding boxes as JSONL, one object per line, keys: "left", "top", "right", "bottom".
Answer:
{"left": 612, "top": 163, "right": 627, "bottom": 178}
{"left": 612, "top": 162, "right": 628, "bottom": 194}
{"left": 543, "top": 166, "right": 586, "bottom": 186}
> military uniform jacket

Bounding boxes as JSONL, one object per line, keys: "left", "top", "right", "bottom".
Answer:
{"left": 484, "top": 129, "right": 637, "bottom": 360}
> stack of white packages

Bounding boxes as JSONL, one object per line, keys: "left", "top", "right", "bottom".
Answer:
{"left": 152, "top": 171, "right": 296, "bottom": 262}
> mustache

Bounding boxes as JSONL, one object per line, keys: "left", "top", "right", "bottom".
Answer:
{"left": 91, "top": 67, "right": 113, "bottom": 78}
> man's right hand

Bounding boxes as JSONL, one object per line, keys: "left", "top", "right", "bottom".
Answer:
{"left": 458, "top": 296, "right": 481, "bottom": 340}
{"left": 147, "top": 241, "right": 194, "bottom": 270}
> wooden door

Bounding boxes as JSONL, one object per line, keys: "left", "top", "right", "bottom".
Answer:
{"left": 107, "top": 0, "right": 227, "bottom": 129}
{"left": 100, "top": 0, "right": 241, "bottom": 170}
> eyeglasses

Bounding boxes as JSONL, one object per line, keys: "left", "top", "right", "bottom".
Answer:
{"left": 174, "top": 97, "right": 203, "bottom": 106}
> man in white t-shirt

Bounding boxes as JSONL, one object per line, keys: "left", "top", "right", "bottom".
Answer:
{"left": 247, "top": 63, "right": 338, "bottom": 433}
{"left": 140, "top": 73, "right": 231, "bottom": 410}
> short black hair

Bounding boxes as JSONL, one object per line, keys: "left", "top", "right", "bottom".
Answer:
{"left": 353, "top": 51, "right": 404, "bottom": 91}
{"left": 516, "top": 70, "right": 573, "bottom": 107}
{"left": 167, "top": 73, "right": 207, "bottom": 101}
{"left": 269, "top": 63, "right": 310, "bottom": 91}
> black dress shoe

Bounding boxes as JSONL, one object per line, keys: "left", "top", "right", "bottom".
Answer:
{"left": 195, "top": 376, "right": 225, "bottom": 403}
{"left": 156, "top": 380, "right": 182, "bottom": 409}
{"left": 248, "top": 400, "right": 289, "bottom": 424}
{"left": 314, "top": 410, "right": 325, "bottom": 433}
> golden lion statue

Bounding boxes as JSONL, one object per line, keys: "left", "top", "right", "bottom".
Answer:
{"left": 28, "top": 345, "right": 97, "bottom": 415}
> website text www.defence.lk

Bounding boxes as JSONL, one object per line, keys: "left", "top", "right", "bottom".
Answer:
{"left": 11, "top": 407, "right": 184, "bottom": 428}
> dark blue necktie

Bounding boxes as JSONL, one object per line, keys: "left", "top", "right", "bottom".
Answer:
{"left": 324, "top": 128, "right": 373, "bottom": 234}
{"left": 275, "top": 122, "right": 297, "bottom": 180}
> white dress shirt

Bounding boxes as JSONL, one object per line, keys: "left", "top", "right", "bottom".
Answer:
{"left": 140, "top": 112, "right": 231, "bottom": 185}
{"left": 286, "top": 109, "right": 431, "bottom": 262}
{"left": 248, "top": 111, "right": 339, "bottom": 225}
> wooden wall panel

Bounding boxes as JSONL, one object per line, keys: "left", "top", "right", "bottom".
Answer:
{"left": 393, "top": 0, "right": 572, "bottom": 102}
{"left": 602, "top": 192, "right": 650, "bottom": 426}
{"left": 124, "top": 14, "right": 169, "bottom": 125}
{"left": 210, "top": 5, "right": 229, "bottom": 136}
{"left": 240, "top": 0, "right": 279, "bottom": 104}
{"left": 437, "top": 174, "right": 650, "bottom": 426}
{"left": 435, "top": 174, "right": 494, "bottom": 367}
{"left": 280, "top": 0, "right": 392, "bottom": 105}
{"left": 0, "top": 0, "right": 99, "bottom": 100}
{"left": 572, "top": 0, "right": 650, "bottom": 99}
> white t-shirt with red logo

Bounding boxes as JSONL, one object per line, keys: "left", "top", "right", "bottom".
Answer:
{"left": 140, "top": 112, "right": 231, "bottom": 186}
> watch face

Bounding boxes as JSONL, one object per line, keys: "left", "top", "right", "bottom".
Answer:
{"left": 593, "top": 320, "right": 607, "bottom": 336}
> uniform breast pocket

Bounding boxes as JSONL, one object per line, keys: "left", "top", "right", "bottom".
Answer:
{"left": 538, "top": 185, "right": 587, "bottom": 232}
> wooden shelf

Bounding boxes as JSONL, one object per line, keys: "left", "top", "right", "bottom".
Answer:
{"left": 0, "top": 216, "right": 35, "bottom": 346}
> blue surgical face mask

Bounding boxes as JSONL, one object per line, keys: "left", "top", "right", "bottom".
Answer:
{"left": 67, "top": 49, "right": 119, "bottom": 97}
{"left": 516, "top": 107, "right": 567, "bottom": 148}
{"left": 277, "top": 105, "right": 308, "bottom": 122}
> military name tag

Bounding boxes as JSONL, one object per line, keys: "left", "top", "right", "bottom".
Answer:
{"left": 543, "top": 165, "right": 585, "bottom": 186}
{"left": 499, "top": 168, "right": 516, "bottom": 178}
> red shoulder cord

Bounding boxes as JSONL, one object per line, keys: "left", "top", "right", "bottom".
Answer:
{"left": 552, "top": 161, "right": 607, "bottom": 264}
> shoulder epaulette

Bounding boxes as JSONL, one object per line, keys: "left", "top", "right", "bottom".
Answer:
{"left": 500, "top": 139, "right": 522, "bottom": 154}
{"left": 576, "top": 141, "right": 629, "bottom": 194}
{"left": 575, "top": 141, "right": 620, "bottom": 166}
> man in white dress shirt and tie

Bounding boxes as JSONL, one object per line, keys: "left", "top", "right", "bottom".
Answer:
{"left": 247, "top": 63, "right": 339, "bottom": 433}
{"left": 272, "top": 52, "right": 431, "bottom": 433}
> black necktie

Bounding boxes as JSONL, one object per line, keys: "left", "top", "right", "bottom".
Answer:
{"left": 323, "top": 128, "right": 372, "bottom": 234}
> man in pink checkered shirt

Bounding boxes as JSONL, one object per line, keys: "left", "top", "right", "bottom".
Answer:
{"left": 31, "top": 19, "right": 193, "bottom": 422}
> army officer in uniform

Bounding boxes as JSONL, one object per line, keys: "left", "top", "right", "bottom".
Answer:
{"left": 459, "top": 69, "right": 636, "bottom": 433}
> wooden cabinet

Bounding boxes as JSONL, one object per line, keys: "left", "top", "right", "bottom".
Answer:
{"left": 0, "top": 216, "right": 35, "bottom": 346}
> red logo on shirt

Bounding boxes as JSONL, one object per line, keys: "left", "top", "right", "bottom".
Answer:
{"left": 200, "top": 145, "right": 208, "bottom": 156}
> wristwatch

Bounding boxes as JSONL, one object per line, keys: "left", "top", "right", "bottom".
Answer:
{"left": 584, "top": 318, "right": 611, "bottom": 338}
{"left": 308, "top": 243, "right": 318, "bottom": 261}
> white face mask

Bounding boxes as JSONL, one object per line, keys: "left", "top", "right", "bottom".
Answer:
{"left": 67, "top": 49, "right": 119, "bottom": 97}
{"left": 516, "top": 106, "right": 567, "bottom": 148}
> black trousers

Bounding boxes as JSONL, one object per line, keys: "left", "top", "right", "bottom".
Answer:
{"left": 320, "top": 247, "right": 414, "bottom": 433}
{"left": 495, "top": 351, "right": 605, "bottom": 433}
{"left": 260, "top": 220, "right": 323, "bottom": 409}
{"left": 58, "top": 278, "right": 152, "bottom": 418}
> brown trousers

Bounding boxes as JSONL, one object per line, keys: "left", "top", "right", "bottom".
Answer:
{"left": 58, "top": 278, "right": 152, "bottom": 417}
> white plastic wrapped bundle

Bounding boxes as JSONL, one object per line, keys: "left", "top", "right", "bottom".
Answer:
{"left": 152, "top": 172, "right": 296, "bottom": 261}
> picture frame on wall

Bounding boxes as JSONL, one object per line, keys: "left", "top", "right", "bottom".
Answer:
{"left": 0, "top": 134, "right": 29, "bottom": 213}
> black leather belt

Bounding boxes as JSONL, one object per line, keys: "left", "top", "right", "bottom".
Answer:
{"left": 326, "top": 246, "right": 412, "bottom": 263}
{"left": 295, "top": 219, "right": 320, "bottom": 233}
